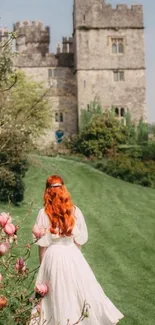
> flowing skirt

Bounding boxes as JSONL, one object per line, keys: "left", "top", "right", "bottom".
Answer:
{"left": 30, "top": 242, "right": 124, "bottom": 325}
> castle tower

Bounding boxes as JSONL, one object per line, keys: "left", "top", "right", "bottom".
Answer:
{"left": 73, "top": 0, "right": 147, "bottom": 124}
{"left": 13, "top": 21, "right": 50, "bottom": 55}
{"left": 0, "top": 28, "right": 9, "bottom": 46}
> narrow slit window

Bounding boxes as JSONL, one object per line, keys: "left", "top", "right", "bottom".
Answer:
{"left": 120, "top": 71, "right": 125, "bottom": 81}
{"left": 112, "top": 43, "right": 117, "bottom": 53}
{"left": 118, "top": 43, "right": 124, "bottom": 53}
{"left": 121, "top": 108, "right": 125, "bottom": 117}
{"left": 59, "top": 113, "right": 63, "bottom": 122}
{"left": 48, "top": 69, "right": 53, "bottom": 78}
{"left": 114, "top": 71, "right": 118, "bottom": 81}
{"left": 115, "top": 107, "right": 119, "bottom": 117}
{"left": 84, "top": 80, "right": 86, "bottom": 88}
{"left": 55, "top": 113, "right": 59, "bottom": 122}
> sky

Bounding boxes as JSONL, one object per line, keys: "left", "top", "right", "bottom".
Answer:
{"left": 0, "top": 0, "right": 154, "bottom": 122}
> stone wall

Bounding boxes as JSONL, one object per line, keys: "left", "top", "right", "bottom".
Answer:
{"left": 14, "top": 66, "right": 77, "bottom": 147}
{"left": 74, "top": 0, "right": 147, "bottom": 123}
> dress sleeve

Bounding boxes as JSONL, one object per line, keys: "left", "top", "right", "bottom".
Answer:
{"left": 73, "top": 207, "right": 88, "bottom": 245}
{"left": 33, "top": 208, "right": 52, "bottom": 248}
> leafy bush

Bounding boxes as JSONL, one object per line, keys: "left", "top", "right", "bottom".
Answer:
{"left": 0, "top": 131, "right": 29, "bottom": 204}
{"left": 66, "top": 113, "right": 129, "bottom": 158}
{"left": 96, "top": 155, "right": 155, "bottom": 188}
{"left": 141, "top": 143, "right": 155, "bottom": 161}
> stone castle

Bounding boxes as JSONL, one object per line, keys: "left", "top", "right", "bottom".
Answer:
{"left": 1, "top": 0, "right": 147, "bottom": 145}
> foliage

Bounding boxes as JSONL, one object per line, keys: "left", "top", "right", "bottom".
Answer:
{"left": 79, "top": 101, "right": 103, "bottom": 131}
{"left": 0, "top": 35, "right": 51, "bottom": 204}
{"left": 67, "top": 112, "right": 129, "bottom": 158}
{"left": 137, "top": 119, "right": 149, "bottom": 144}
{"left": 96, "top": 154, "right": 155, "bottom": 188}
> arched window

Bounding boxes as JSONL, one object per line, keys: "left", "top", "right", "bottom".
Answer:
{"left": 118, "top": 42, "right": 124, "bottom": 53}
{"left": 112, "top": 43, "right": 117, "bottom": 53}
{"left": 59, "top": 112, "right": 63, "bottom": 122}
{"left": 115, "top": 107, "right": 119, "bottom": 117}
{"left": 55, "top": 112, "right": 59, "bottom": 122}
{"left": 121, "top": 108, "right": 125, "bottom": 117}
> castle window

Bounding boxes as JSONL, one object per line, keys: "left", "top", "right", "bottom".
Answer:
{"left": 118, "top": 42, "right": 124, "bottom": 53}
{"left": 112, "top": 43, "right": 117, "bottom": 54}
{"left": 84, "top": 80, "right": 86, "bottom": 88}
{"left": 114, "top": 71, "right": 118, "bottom": 81}
{"left": 113, "top": 71, "right": 125, "bottom": 81}
{"left": 120, "top": 71, "right": 125, "bottom": 81}
{"left": 115, "top": 107, "right": 119, "bottom": 117}
{"left": 55, "top": 112, "right": 59, "bottom": 122}
{"left": 83, "top": 15, "right": 86, "bottom": 22}
{"left": 121, "top": 108, "right": 125, "bottom": 117}
{"left": 55, "top": 112, "right": 64, "bottom": 123}
{"left": 59, "top": 112, "right": 63, "bottom": 122}
{"left": 48, "top": 69, "right": 53, "bottom": 78}
{"left": 111, "top": 38, "right": 124, "bottom": 54}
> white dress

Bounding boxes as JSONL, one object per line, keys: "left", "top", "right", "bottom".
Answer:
{"left": 31, "top": 207, "right": 124, "bottom": 325}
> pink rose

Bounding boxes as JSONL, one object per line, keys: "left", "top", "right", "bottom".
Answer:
{"left": 32, "top": 225, "right": 46, "bottom": 239}
{"left": 0, "top": 213, "right": 9, "bottom": 228}
{"left": 0, "top": 243, "right": 9, "bottom": 256}
{"left": 35, "top": 284, "right": 49, "bottom": 297}
{"left": 4, "top": 223, "right": 16, "bottom": 236}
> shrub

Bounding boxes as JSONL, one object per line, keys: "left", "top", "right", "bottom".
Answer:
{"left": 66, "top": 114, "right": 129, "bottom": 158}
{"left": 95, "top": 155, "right": 155, "bottom": 188}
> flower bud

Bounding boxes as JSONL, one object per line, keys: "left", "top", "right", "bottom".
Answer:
{"left": 0, "top": 213, "right": 9, "bottom": 228}
{"left": 15, "top": 258, "right": 27, "bottom": 274}
{"left": 0, "top": 242, "right": 9, "bottom": 256}
{"left": 32, "top": 225, "right": 46, "bottom": 239}
{"left": 4, "top": 223, "right": 16, "bottom": 236}
{"left": 35, "top": 283, "right": 49, "bottom": 297}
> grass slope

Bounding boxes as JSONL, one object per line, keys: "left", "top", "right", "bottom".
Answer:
{"left": 1, "top": 155, "right": 155, "bottom": 325}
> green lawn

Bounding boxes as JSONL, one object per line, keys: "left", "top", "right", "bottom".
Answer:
{"left": 1, "top": 155, "right": 155, "bottom": 325}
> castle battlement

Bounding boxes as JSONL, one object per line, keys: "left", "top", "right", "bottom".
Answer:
{"left": 14, "top": 20, "right": 46, "bottom": 30}
{"left": 74, "top": 1, "right": 144, "bottom": 30}
{"left": 13, "top": 21, "right": 50, "bottom": 55}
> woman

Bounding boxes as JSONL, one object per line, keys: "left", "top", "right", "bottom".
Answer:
{"left": 32, "top": 175, "right": 124, "bottom": 325}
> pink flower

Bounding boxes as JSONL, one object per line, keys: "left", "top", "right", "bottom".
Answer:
{"left": 0, "top": 213, "right": 9, "bottom": 228}
{"left": 35, "top": 284, "right": 49, "bottom": 297}
{"left": 4, "top": 223, "right": 16, "bottom": 236}
{"left": 0, "top": 274, "right": 2, "bottom": 282}
{"left": 0, "top": 242, "right": 9, "bottom": 256}
{"left": 15, "top": 258, "right": 27, "bottom": 274}
{"left": 32, "top": 225, "right": 46, "bottom": 239}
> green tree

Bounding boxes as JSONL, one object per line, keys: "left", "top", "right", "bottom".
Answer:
{"left": 0, "top": 35, "right": 51, "bottom": 204}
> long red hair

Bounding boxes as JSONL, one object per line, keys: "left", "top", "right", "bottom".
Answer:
{"left": 44, "top": 175, "right": 75, "bottom": 236}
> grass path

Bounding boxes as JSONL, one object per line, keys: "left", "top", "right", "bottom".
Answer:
{"left": 1, "top": 155, "right": 155, "bottom": 325}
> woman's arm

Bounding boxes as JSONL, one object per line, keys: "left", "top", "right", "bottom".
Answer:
{"left": 38, "top": 246, "right": 47, "bottom": 264}
{"left": 74, "top": 240, "right": 81, "bottom": 250}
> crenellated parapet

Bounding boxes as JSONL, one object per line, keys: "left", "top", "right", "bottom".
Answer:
{"left": 13, "top": 20, "right": 50, "bottom": 55}
{"left": 74, "top": 1, "right": 144, "bottom": 30}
